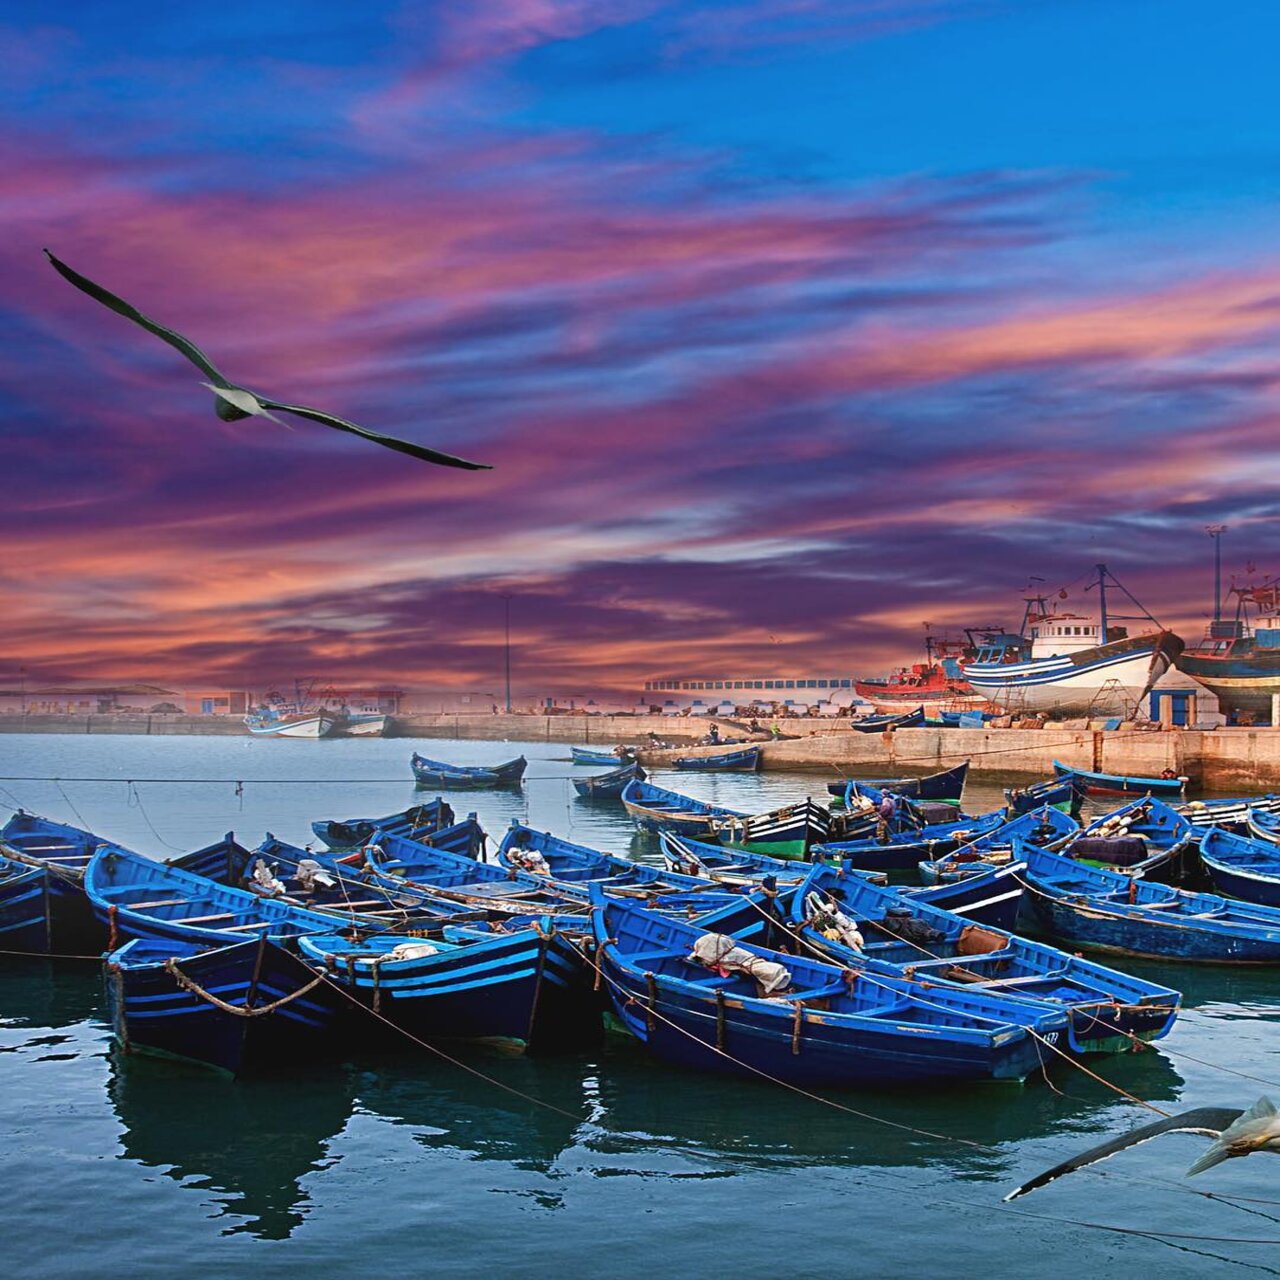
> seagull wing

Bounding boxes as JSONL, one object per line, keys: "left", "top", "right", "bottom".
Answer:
{"left": 1004, "top": 1107, "right": 1245, "bottom": 1200}
{"left": 44, "top": 249, "right": 233, "bottom": 388}
{"left": 259, "top": 399, "right": 492, "bottom": 470}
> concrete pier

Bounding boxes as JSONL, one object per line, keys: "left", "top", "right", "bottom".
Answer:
{"left": 1, "top": 712, "right": 1278, "bottom": 790}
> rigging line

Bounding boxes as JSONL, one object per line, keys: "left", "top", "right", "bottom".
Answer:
{"left": 976, "top": 1197, "right": 1280, "bottom": 1249}
{"left": 52, "top": 779, "right": 90, "bottom": 832}
{"left": 745, "top": 883, "right": 1174, "bottom": 1117}
{"left": 305, "top": 967, "right": 587, "bottom": 1123}
{"left": 0, "top": 774, "right": 574, "bottom": 785}
{"left": 1121, "top": 1032, "right": 1280, "bottom": 1092}
{"left": 124, "top": 782, "right": 186, "bottom": 853}
{"left": 1025, "top": 1026, "right": 1170, "bottom": 1118}
{"left": 577, "top": 936, "right": 992, "bottom": 1151}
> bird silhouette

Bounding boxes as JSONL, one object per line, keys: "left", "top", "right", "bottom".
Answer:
{"left": 1005, "top": 1097, "right": 1280, "bottom": 1200}
{"left": 43, "top": 249, "right": 491, "bottom": 471}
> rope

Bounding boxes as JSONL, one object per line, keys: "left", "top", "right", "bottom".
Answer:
{"left": 1121, "top": 1032, "right": 1280, "bottom": 1091}
{"left": 0, "top": 946, "right": 101, "bottom": 960}
{"left": 53, "top": 780, "right": 91, "bottom": 831}
{"left": 161, "top": 957, "right": 330, "bottom": 1016}
{"left": 576, "top": 935, "right": 991, "bottom": 1150}
{"left": 0, "top": 774, "right": 578, "bottom": 785}
{"left": 307, "top": 966, "right": 586, "bottom": 1122}
{"left": 734, "top": 893, "right": 1180, "bottom": 1113}
{"left": 125, "top": 782, "right": 185, "bottom": 852}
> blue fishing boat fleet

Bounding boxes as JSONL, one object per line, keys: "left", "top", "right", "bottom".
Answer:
{"left": 13, "top": 748, "right": 1280, "bottom": 1102}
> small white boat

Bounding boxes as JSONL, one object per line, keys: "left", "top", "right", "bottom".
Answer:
{"left": 342, "top": 712, "right": 388, "bottom": 737}
{"left": 243, "top": 710, "right": 338, "bottom": 738}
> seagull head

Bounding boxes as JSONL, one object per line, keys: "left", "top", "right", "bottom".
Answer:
{"left": 203, "top": 383, "right": 284, "bottom": 425}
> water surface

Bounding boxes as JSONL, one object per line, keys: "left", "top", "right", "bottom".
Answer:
{"left": 2, "top": 734, "right": 1278, "bottom": 1279}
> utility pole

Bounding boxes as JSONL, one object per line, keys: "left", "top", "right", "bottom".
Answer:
{"left": 501, "top": 593, "right": 513, "bottom": 713}
{"left": 1205, "top": 525, "right": 1227, "bottom": 623}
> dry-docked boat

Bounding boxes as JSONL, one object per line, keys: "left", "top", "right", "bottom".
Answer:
{"left": 961, "top": 565, "right": 1182, "bottom": 717}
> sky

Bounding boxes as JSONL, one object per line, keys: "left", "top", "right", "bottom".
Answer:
{"left": 4, "top": 0, "right": 1280, "bottom": 697}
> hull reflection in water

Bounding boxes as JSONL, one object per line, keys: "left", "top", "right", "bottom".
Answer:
{"left": 108, "top": 1055, "right": 357, "bottom": 1241}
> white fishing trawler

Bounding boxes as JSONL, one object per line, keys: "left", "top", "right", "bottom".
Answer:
{"left": 961, "top": 565, "right": 1183, "bottom": 717}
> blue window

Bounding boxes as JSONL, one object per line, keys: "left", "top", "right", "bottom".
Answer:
{"left": 841, "top": 678, "right": 852, "bottom": 687}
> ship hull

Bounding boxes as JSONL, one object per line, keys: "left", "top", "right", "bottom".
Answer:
{"left": 245, "top": 714, "right": 337, "bottom": 738}
{"left": 1174, "top": 651, "right": 1280, "bottom": 717}
{"left": 962, "top": 632, "right": 1183, "bottom": 716}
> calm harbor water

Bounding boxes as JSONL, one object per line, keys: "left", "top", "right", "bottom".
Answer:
{"left": 2, "top": 733, "right": 1279, "bottom": 1279}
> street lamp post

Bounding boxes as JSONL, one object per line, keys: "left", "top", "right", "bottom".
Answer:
{"left": 1205, "top": 524, "right": 1228, "bottom": 623}
{"left": 502, "top": 593, "right": 512, "bottom": 713}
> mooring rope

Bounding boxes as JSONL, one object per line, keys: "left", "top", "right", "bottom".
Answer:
{"left": 160, "top": 956, "right": 330, "bottom": 1017}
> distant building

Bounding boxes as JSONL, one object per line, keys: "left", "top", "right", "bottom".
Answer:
{"left": 644, "top": 673, "right": 859, "bottom": 696}
{"left": 314, "top": 687, "right": 405, "bottom": 715}
{"left": 642, "top": 673, "right": 864, "bottom": 715}
{"left": 0, "top": 683, "right": 180, "bottom": 714}
{"left": 400, "top": 690, "right": 503, "bottom": 715}
{"left": 184, "top": 690, "right": 251, "bottom": 716}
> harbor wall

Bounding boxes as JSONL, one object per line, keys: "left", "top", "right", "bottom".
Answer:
{"left": 1, "top": 713, "right": 1279, "bottom": 789}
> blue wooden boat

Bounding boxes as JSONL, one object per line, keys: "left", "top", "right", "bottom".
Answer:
{"left": 659, "top": 830, "right": 1027, "bottom": 929}
{"left": 1058, "top": 796, "right": 1194, "bottom": 880}
{"left": 827, "top": 761, "right": 968, "bottom": 805}
{"left": 1198, "top": 828, "right": 1280, "bottom": 907}
{"left": 294, "top": 919, "right": 597, "bottom": 1052}
{"left": 0, "top": 852, "right": 58, "bottom": 954}
{"left": 620, "top": 779, "right": 745, "bottom": 838}
{"left": 410, "top": 752, "right": 527, "bottom": 789}
{"left": 1245, "top": 806, "right": 1280, "bottom": 845}
{"left": 759, "top": 865, "right": 1180, "bottom": 1054}
{"left": 672, "top": 746, "right": 761, "bottom": 772}
{"left": 83, "top": 845, "right": 383, "bottom": 949}
{"left": 104, "top": 935, "right": 364, "bottom": 1075}
{"left": 1004, "top": 775, "right": 1083, "bottom": 817}
{"left": 918, "top": 807, "right": 1080, "bottom": 884}
{"left": 591, "top": 888, "right": 1067, "bottom": 1087}
{"left": 0, "top": 810, "right": 115, "bottom": 952}
{"left": 173, "top": 832, "right": 477, "bottom": 927}
{"left": 360, "top": 830, "right": 593, "bottom": 912}
{"left": 711, "top": 798, "right": 834, "bottom": 860}
{"left": 1052, "top": 759, "right": 1188, "bottom": 799}
{"left": 848, "top": 706, "right": 926, "bottom": 733}
{"left": 571, "top": 746, "right": 634, "bottom": 766}
{"left": 812, "top": 810, "right": 1008, "bottom": 874}
{"left": 496, "top": 823, "right": 721, "bottom": 896}
{"left": 1178, "top": 794, "right": 1280, "bottom": 831}
{"left": 658, "top": 831, "right": 820, "bottom": 884}
{"left": 309, "top": 799, "right": 455, "bottom": 850}
{"left": 1019, "top": 839, "right": 1280, "bottom": 962}
{"left": 572, "top": 760, "right": 645, "bottom": 800}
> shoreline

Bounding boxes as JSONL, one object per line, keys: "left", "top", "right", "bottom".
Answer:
{"left": 2, "top": 711, "right": 1279, "bottom": 790}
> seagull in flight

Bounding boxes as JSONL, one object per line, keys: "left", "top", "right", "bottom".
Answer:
{"left": 43, "top": 249, "right": 491, "bottom": 471}
{"left": 1005, "top": 1097, "right": 1280, "bottom": 1200}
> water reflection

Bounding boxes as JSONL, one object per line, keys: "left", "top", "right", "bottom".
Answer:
{"left": 108, "top": 1054, "right": 356, "bottom": 1240}
{"left": 0, "top": 956, "right": 103, "bottom": 1040}
{"left": 354, "top": 1053, "right": 587, "bottom": 1175}
{"left": 582, "top": 1036, "right": 1185, "bottom": 1184}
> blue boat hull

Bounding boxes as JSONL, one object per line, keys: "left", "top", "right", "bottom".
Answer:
{"left": 301, "top": 930, "right": 597, "bottom": 1051}
{"left": 104, "top": 939, "right": 356, "bottom": 1075}
{"left": 1200, "top": 860, "right": 1280, "bottom": 907}
{"left": 913, "top": 866, "right": 1025, "bottom": 931}
{"left": 672, "top": 747, "right": 761, "bottom": 772}
{"left": 571, "top": 747, "right": 629, "bottom": 766}
{"left": 605, "top": 970, "right": 1044, "bottom": 1087}
{"left": 0, "top": 864, "right": 107, "bottom": 956}
{"left": 1023, "top": 893, "right": 1280, "bottom": 962}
